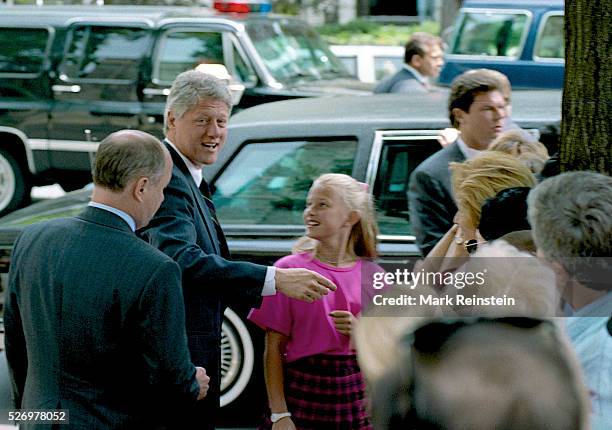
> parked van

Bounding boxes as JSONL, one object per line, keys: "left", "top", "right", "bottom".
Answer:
{"left": 439, "top": 0, "right": 564, "bottom": 89}
{"left": 0, "top": 3, "right": 371, "bottom": 215}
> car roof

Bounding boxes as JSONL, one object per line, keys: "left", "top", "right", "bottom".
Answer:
{"left": 0, "top": 5, "right": 294, "bottom": 27}
{"left": 463, "top": 0, "right": 563, "bottom": 8}
{"left": 230, "top": 90, "right": 561, "bottom": 132}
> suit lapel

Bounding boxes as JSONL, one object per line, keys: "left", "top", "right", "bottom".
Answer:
{"left": 164, "top": 141, "right": 222, "bottom": 255}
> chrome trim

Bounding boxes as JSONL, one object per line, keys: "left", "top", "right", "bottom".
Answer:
{"left": 379, "top": 234, "right": 416, "bottom": 242}
{"left": 157, "top": 18, "right": 244, "bottom": 32}
{"left": 365, "top": 130, "right": 440, "bottom": 242}
{"left": 533, "top": 11, "right": 565, "bottom": 63}
{"left": 52, "top": 84, "right": 81, "bottom": 93}
{"left": 64, "top": 17, "right": 155, "bottom": 28}
{"left": 143, "top": 88, "right": 170, "bottom": 96}
{"left": 449, "top": 8, "right": 533, "bottom": 60}
{"left": 0, "top": 127, "right": 37, "bottom": 174}
{"left": 31, "top": 139, "right": 108, "bottom": 155}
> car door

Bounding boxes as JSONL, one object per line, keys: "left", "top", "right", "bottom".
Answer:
{"left": 48, "top": 22, "right": 152, "bottom": 172}
{"left": 141, "top": 24, "right": 258, "bottom": 133}
{"left": 367, "top": 130, "right": 442, "bottom": 261}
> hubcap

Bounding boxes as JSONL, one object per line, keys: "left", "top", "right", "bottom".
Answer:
{"left": 0, "top": 155, "right": 16, "bottom": 212}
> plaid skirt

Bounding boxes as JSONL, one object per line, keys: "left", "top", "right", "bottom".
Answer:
{"left": 259, "top": 354, "right": 372, "bottom": 430}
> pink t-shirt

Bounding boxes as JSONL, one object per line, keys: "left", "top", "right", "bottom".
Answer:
{"left": 248, "top": 252, "right": 382, "bottom": 363}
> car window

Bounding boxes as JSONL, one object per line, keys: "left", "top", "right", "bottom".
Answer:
{"left": 155, "top": 31, "right": 224, "bottom": 84}
{"left": 374, "top": 56, "right": 402, "bottom": 81}
{"left": 336, "top": 55, "right": 358, "bottom": 77}
{"left": 245, "top": 20, "right": 349, "bottom": 82}
{"left": 232, "top": 43, "right": 257, "bottom": 85}
{"left": 373, "top": 139, "right": 441, "bottom": 236}
{"left": 60, "top": 25, "right": 149, "bottom": 81}
{"left": 212, "top": 140, "right": 357, "bottom": 225}
{"left": 0, "top": 27, "right": 49, "bottom": 75}
{"left": 452, "top": 11, "right": 529, "bottom": 57}
{"left": 535, "top": 14, "right": 564, "bottom": 59}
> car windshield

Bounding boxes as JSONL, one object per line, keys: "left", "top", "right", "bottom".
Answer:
{"left": 246, "top": 19, "right": 350, "bottom": 83}
{"left": 451, "top": 11, "right": 529, "bottom": 57}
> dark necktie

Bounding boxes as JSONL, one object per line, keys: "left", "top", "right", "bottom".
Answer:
{"left": 199, "top": 180, "right": 230, "bottom": 257}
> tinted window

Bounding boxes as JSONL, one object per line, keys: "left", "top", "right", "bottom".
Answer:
{"left": 373, "top": 140, "right": 440, "bottom": 236}
{"left": 60, "top": 25, "right": 149, "bottom": 81}
{"left": 535, "top": 14, "right": 564, "bottom": 59}
{"left": 0, "top": 27, "right": 49, "bottom": 75}
{"left": 212, "top": 140, "right": 356, "bottom": 225}
{"left": 246, "top": 20, "right": 350, "bottom": 82}
{"left": 155, "top": 31, "right": 224, "bottom": 83}
{"left": 337, "top": 56, "right": 358, "bottom": 77}
{"left": 374, "top": 56, "right": 402, "bottom": 80}
{"left": 452, "top": 12, "right": 528, "bottom": 57}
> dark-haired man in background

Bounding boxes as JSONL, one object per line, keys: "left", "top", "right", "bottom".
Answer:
{"left": 374, "top": 32, "right": 443, "bottom": 94}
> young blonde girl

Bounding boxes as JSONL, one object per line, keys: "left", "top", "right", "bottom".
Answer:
{"left": 249, "top": 173, "right": 380, "bottom": 430}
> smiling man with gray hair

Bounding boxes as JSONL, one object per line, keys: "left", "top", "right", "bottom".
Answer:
{"left": 528, "top": 170, "right": 612, "bottom": 426}
{"left": 140, "top": 70, "right": 337, "bottom": 429}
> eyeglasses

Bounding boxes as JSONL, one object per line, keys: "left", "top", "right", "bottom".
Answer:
{"left": 455, "top": 236, "right": 488, "bottom": 254}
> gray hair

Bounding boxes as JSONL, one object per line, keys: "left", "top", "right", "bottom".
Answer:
{"left": 93, "top": 130, "right": 167, "bottom": 191}
{"left": 528, "top": 171, "right": 612, "bottom": 289}
{"left": 164, "top": 70, "right": 233, "bottom": 133}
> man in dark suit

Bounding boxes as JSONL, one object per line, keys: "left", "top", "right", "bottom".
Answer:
{"left": 374, "top": 32, "right": 443, "bottom": 94}
{"left": 408, "top": 69, "right": 509, "bottom": 256}
{"left": 4, "top": 130, "right": 209, "bottom": 429}
{"left": 139, "top": 70, "right": 336, "bottom": 429}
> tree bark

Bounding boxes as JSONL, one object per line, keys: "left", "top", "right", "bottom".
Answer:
{"left": 561, "top": 0, "right": 611, "bottom": 174}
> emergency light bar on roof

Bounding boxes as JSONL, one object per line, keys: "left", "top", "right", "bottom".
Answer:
{"left": 213, "top": 0, "right": 272, "bottom": 13}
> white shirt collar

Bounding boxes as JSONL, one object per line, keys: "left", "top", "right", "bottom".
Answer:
{"left": 88, "top": 201, "right": 136, "bottom": 232}
{"left": 456, "top": 137, "right": 484, "bottom": 160}
{"left": 165, "top": 139, "right": 203, "bottom": 187}
{"left": 404, "top": 64, "right": 429, "bottom": 87}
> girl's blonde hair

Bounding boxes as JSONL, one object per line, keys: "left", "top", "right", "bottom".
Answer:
{"left": 488, "top": 129, "right": 549, "bottom": 174}
{"left": 293, "top": 173, "right": 379, "bottom": 258}
{"left": 451, "top": 152, "right": 537, "bottom": 230}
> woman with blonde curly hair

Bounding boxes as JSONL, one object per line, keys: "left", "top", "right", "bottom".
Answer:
{"left": 427, "top": 151, "right": 536, "bottom": 262}
{"left": 488, "top": 129, "right": 549, "bottom": 174}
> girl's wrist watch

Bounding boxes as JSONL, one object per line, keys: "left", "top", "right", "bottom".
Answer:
{"left": 271, "top": 412, "right": 291, "bottom": 423}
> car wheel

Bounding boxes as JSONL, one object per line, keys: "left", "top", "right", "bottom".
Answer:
{"left": 0, "top": 149, "right": 29, "bottom": 216}
{"left": 220, "top": 308, "right": 255, "bottom": 407}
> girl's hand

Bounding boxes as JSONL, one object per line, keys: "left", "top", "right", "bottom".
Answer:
{"left": 272, "top": 417, "right": 296, "bottom": 430}
{"left": 330, "top": 310, "right": 356, "bottom": 337}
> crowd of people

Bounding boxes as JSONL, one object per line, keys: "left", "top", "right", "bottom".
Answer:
{"left": 3, "top": 37, "right": 611, "bottom": 430}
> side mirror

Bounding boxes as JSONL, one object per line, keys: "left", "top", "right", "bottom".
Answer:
{"left": 195, "top": 63, "right": 245, "bottom": 106}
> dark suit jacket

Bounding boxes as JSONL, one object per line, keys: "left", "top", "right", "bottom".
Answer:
{"left": 374, "top": 67, "right": 430, "bottom": 94}
{"left": 4, "top": 206, "right": 199, "bottom": 429}
{"left": 408, "top": 142, "right": 466, "bottom": 256}
{"left": 139, "top": 142, "right": 266, "bottom": 428}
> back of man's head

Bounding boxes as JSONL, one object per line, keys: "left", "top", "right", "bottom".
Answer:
{"left": 93, "top": 130, "right": 166, "bottom": 192}
{"left": 448, "top": 69, "right": 509, "bottom": 128}
{"left": 528, "top": 171, "right": 612, "bottom": 290}
{"left": 372, "top": 320, "right": 589, "bottom": 430}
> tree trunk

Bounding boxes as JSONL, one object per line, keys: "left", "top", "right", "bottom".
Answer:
{"left": 561, "top": 0, "right": 611, "bottom": 174}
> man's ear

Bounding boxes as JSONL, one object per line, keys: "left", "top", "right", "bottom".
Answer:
{"left": 132, "top": 177, "right": 149, "bottom": 203}
{"left": 167, "top": 110, "right": 176, "bottom": 130}
{"left": 410, "top": 54, "right": 424, "bottom": 69}
{"left": 452, "top": 107, "right": 465, "bottom": 125}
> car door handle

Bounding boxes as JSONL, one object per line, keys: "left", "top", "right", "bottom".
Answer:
{"left": 52, "top": 84, "right": 81, "bottom": 93}
{"left": 143, "top": 88, "right": 170, "bottom": 97}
